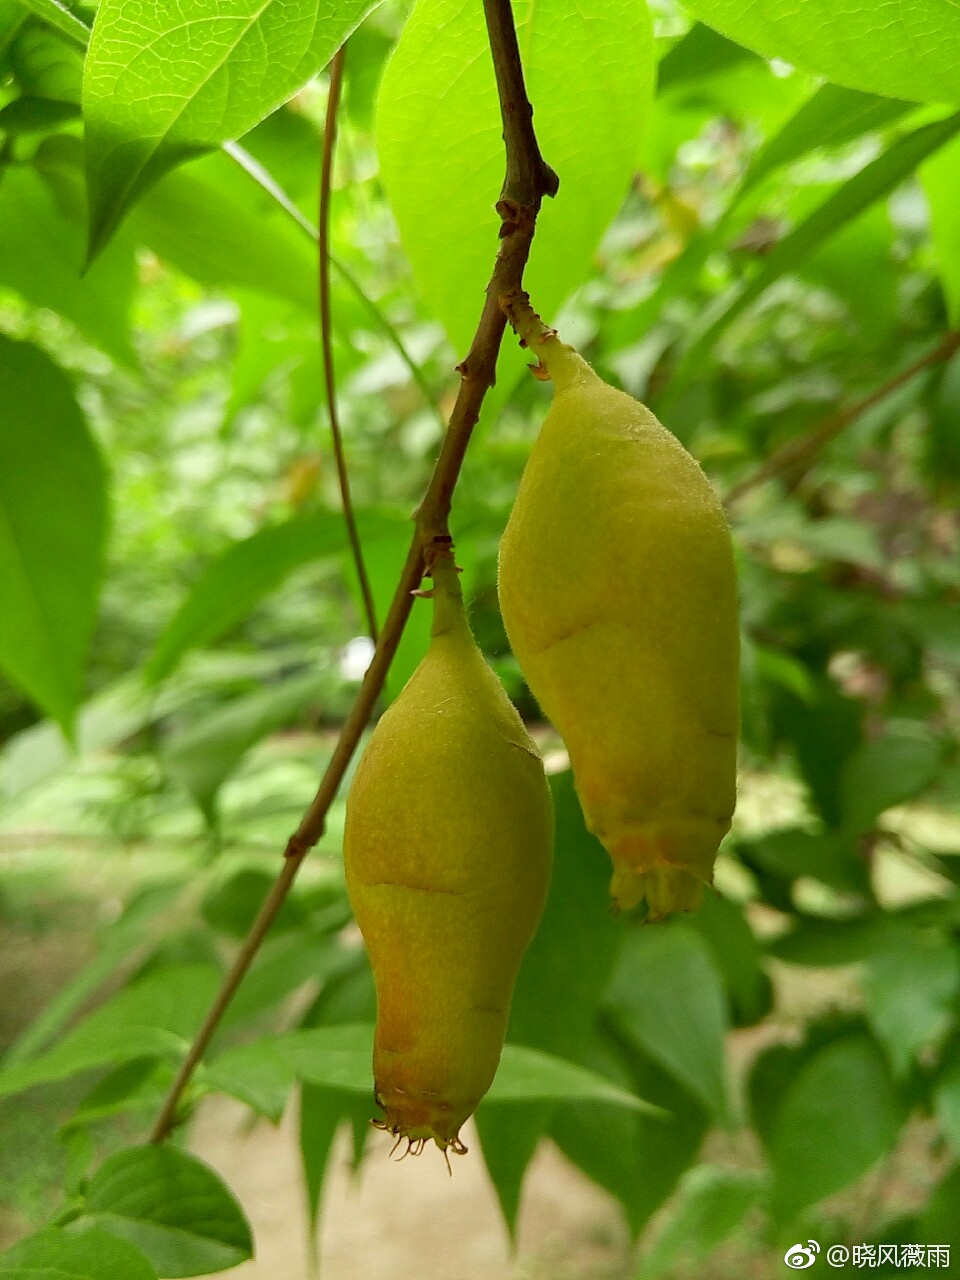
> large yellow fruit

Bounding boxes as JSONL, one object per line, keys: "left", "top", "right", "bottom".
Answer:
{"left": 497, "top": 293, "right": 739, "bottom": 918}
{"left": 343, "top": 550, "right": 553, "bottom": 1156}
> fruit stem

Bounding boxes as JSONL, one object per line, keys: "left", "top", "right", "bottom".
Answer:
{"left": 499, "top": 290, "right": 586, "bottom": 390}
{"left": 429, "top": 548, "right": 467, "bottom": 638}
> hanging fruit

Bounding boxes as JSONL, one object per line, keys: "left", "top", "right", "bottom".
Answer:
{"left": 497, "top": 292, "right": 739, "bottom": 918}
{"left": 344, "top": 547, "right": 553, "bottom": 1157}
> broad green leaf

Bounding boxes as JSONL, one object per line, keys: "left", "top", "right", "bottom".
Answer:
{"left": 768, "top": 1034, "right": 902, "bottom": 1222}
{"left": 606, "top": 922, "right": 730, "bottom": 1121}
{"left": 0, "top": 93, "right": 80, "bottom": 132}
{"left": 922, "top": 133, "right": 960, "bottom": 326}
{"left": 474, "top": 1104, "right": 550, "bottom": 1236}
{"left": 0, "top": 1, "right": 24, "bottom": 54}
{"left": 35, "top": 133, "right": 319, "bottom": 309}
{"left": 7, "top": 19, "right": 83, "bottom": 101}
{"left": 128, "top": 152, "right": 318, "bottom": 309}
{"left": 934, "top": 1043, "right": 960, "bottom": 1158}
{"left": 83, "top": 0, "right": 380, "bottom": 257}
{"left": 219, "top": 933, "right": 343, "bottom": 1033}
{"left": 747, "top": 827, "right": 870, "bottom": 896}
{"left": 551, "top": 1026, "right": 709, "bottom": 1236}
{"left": 80, "top": 1146, "right": 252, "bottom": 1278}
{"left": 486, "top": 1046, "right": 657, "bottom": 1111}
{"left": 0, "top": 336, "right": 109, "bottom": 737}
{"left": 863, "top": 929, "right": 960, "bottom": 1076}
{"left": 205, "top": 1025, "right": 650, "bottom": 1122}
{"left": 18, "top": 0, "right": 88, "bottom": 47}
{"left": 0, "top": 965, "right": 220, "bottom": 1098}
{"left": 689, "top": 892, "right": 773, "bottom": 1027}
{"left": 0, "top": 674, "right": 156, "bottom": 799}
{"left": 656, "top": 22, "right": 755, "bottom": 92}
{"left": 205, "top": 1023, "right": 374, "bottom": 1120}
{"left": 766, "top": 914, "right": 887, "bottom": 967}
{"left": 0, "top": 1228, "right": 156, "bottom": 1280}
{"left": 673, "top": 113, "right": 960, "bottom": 388}
{"left": 739, "top": 84, "right": 914, "bottom": 199}
{"left": 840, "top": 728, "right": 944, "bottom": 834}
{"left": 682, "top": 0, "right": 960, "bottom": 105}
{"left": 146, "top": 510, "right": 406, "bottom": 683}
{"left": 916, "top": 1164, "right": 960, "bottom": 1254}
{"left": 376, "top": 0, "right": 653, "bottom": 368}
{"left": 163, "top": 669, "right": 330, "bottom": 822}
{"left": 506, "top": 771, "right": 624, "bottom": 1059}
{"left": 639, "top": 1165, "right": 767, "bottom": 1276}
{"left": 64, "top": 1058, "right": 173, "bottom": 1133}
{"left": 476, "top": 771, "right": 624, "bottom": 1229}
{"left": 0, "top": 165, "right": 135, "bottom": 363}
{"left": 2, "top": 883, "right": 182, "bottom": 1065}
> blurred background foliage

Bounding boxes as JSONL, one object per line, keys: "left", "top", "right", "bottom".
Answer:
{"left": 2, "top": 0, "right": 960, "bottom": 1275}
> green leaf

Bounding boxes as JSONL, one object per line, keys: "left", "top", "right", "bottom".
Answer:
{"left": 376, "top": 0, "right": 654, "bottom": 364}
{"left": 656, "top": 22, "right": 756, "bottom": 93}
{"left": 474, "top": 1104, "right": 550, "bottom": 1236}
{"left": 35, "top": 133, "right": 319, "bottom": 309}
{"left": 551, "top": 1027, "right": 709, "bottom": 1236}
{"left": 204, "top": 1024, "right": 374, "bottom": 1120}
{"left": 146, "top": 511, "right": 405, "bottom": 683}
{"left": 674, "top": 113, "right": 960, "bottom": 387}
{"left": 682, "top": 0, "right": 960, "bottom": 105}
{"left": 0, "top": 1, "right": 25, "bottom": 55}
{"left": 0, "top": 164, "right": 135, "bottom": 363}
{"left": 485, "top": 1046, "right": 658, "bottom": 1111}
{"left": 921, "top": 133, "right": 960, "bottom": 327}
{"left": 476, "top": 771, "right": 623, "bottom": 1229}
{"left": 2, "top": 883, "right": 182, "bottom": 1065}
{"left": 689, "top": 892, "right": 773, "bottom": 1027}
{"left": 605, "top": 922, "right": 730, "bottom": 1121}
{"left": 766, "top": 914, "right": 887, "bottom": 967}
{"left": 916, "top": 1164, "right": 960, "bottom": 1253}
{"left": 863, "top": 929, "right": 960, "bottom": 1076}
{"left": 17, "top": 0, "right": 89, "bottom": 47}
{"left": 0, "top": 1228, "right": 156, "bottom": 1280}
{"left": 0, "top": 93, "right": 81, "bottom": 132}
{"left": 639, "top": 1165, "right": 767, "bottom": 1276}
{"left": 128, "top": 151, "right": 319, "bottom": 309}
{"left": 768, "top": 1034, "right": 903, "bottom": 1222}
{"left": 0, "top": 335, "right": 109, "bottom": 737}
{"left": 738, "top": 84, "right": 914, "bottom": 199}
{"left": 840, "top": 728, "right": 944, "bottom": 834}
{"left": 79, "top": 1146, "right": 252, "bottom": 1278}
{"left": 0, "top": 674, "right": 157, "bottom": 799}
{"left": 83, "top": 0, "right": 380, "bottom": 257}
{"left": 506, "top": 772, "right": 624, "bottom": 1058}
{"left": 0, "top": 965, "right": 220, "bottom": 1099}
{"left": 747, "top": 827, "right": 870, "bottom": 896}
{"left": 205, "top": 1025, "right": 651, "bottom": 1123}
{"left": 163, "top": 669, "right": 329, "bottom": 822}
{"left": 934, "top": 1044, "right": 960, "bottom": 1158}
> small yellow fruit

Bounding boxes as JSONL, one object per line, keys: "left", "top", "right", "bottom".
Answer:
{"left": 343, "top": 550, "right": 553, "bottom": 1154}
{"left": 497, "top": 294, "right": 739, "bottom": 918}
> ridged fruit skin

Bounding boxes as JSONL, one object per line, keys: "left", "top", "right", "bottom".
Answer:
{"left": 498, "top": 315, "right": 738, "bottom": 918}
{"left": 343, "top": 555, "right": 553, "bottom": 1153}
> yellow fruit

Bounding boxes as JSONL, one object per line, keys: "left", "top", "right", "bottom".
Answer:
{"left": 343, "top": 550, "right": 553, "bottom": 1156}
{"left": 497, "top": 294, "right": 739, "bottom": 918}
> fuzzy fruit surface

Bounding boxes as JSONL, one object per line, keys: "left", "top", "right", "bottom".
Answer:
{"left": 498, "top": 307, "right": 739, "bottom": 918}
{"left": 343, "top": 554, "right": 553, "bottom": 1153}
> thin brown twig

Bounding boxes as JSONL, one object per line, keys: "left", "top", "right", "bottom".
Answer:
{"left": 724, "top": 329, "right": 960, "bottom": 508}
{"left": 150, "top": 0, "right": 557, "bottom": 1144}
{"left": 319, "top": 43, "right": 379, "bottom": 641}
